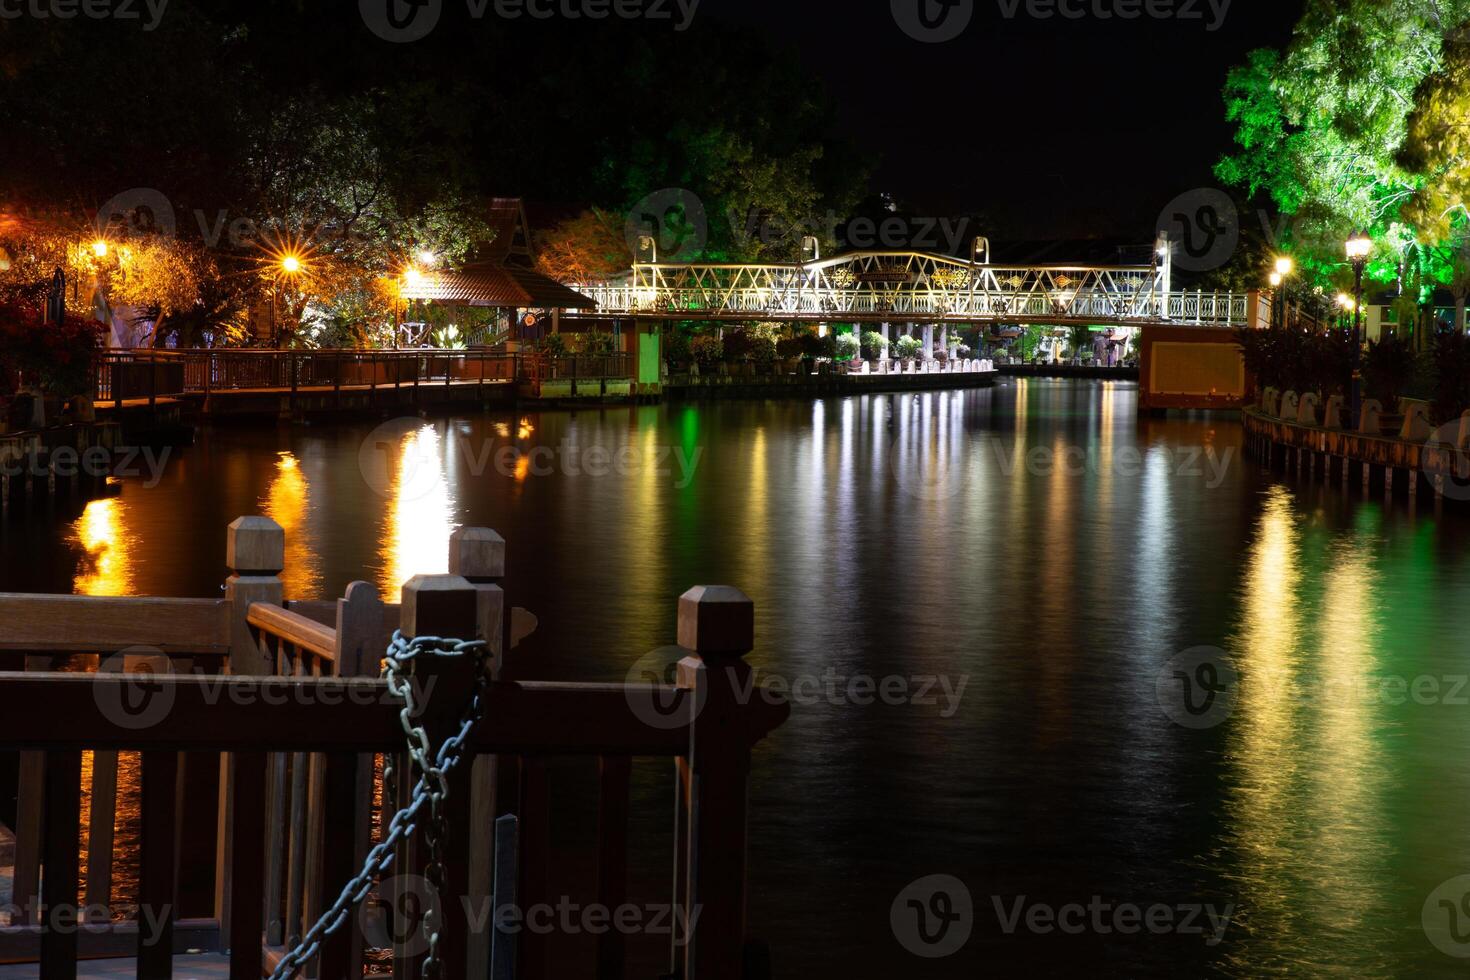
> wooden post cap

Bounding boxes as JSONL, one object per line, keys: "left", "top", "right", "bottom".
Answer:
{"left": 226, "top": 517, "right": 284, "bottom": 575}
{"left": 401, "top": 574, "right": 480, "bottom": 640}
{"left": 677, "top": 586, "right": 754, "bottom": 656}
{"left": 447, "top": 527, "right": 506, "bottom": 580}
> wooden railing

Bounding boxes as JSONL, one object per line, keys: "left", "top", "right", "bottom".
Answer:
{"left": 94, "top": 349, "right": 637, "bottom": 405}
{"left": 0, "top": 517, "right": 787, "bottom": 979}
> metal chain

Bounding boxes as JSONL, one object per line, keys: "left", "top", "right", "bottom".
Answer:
{"left": 269, "top": 631, "right": 489, "bottom": 980}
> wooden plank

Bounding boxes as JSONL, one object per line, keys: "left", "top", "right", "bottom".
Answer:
{"left": 227, "top": 752, "right": 266, "bottom": 980}
{"left": 517, "top": 760, "right": 549, "bottom": 980}
{"left": 137, "top": 751, "right": 178, "bottom": 979}
{"left": 13, "top": 752, "right": 44, "bottom": 926}
{"left": 489, "top": 816, "right": 518, "bottom": 980}
{"left": 313, "top": 752, "right": 360, "bottom": 980}
{"left": 40, "top": 749, "right": 82, "bottom": 980}
{"left": 85, "top": 657, "right": 124, "bottom": 918}
{"left": 247, "top": 604, "right": 336, "bottom": 663}
{"left": 0, "top": 675, "right": 703, "bottom": 755}
{"left": 595, "top": 756, "right": 631, "bottom": 980}
{"left": 0, "top": 595, "right": 229, "bottom": 653}
{"left": 0, "top": 919, "right": 219, "bottom": 963}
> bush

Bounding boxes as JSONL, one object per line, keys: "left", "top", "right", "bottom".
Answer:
{"left": 0, "top": 297, "right": 107, "bottom": 396}
{"left": 776, "top": 337, "right": 805, "bottom": 360}
{"left": 861, "top": 330, "right": 889, "bottom": 360}
{"left": 933, "top": 347, "right": 948, "bottom": 363}
{"left": 895, "top": 335, "right": 922, "bottom": 360}
{"left": 956, "top": 344, "right": 973, "bottom": 360}
{"left": 572, "top": 331, "right": 617, "bottom": 355}
{"left": 665, "top": 329, "right": 692, "bottom": 364}
{"left": 690, "top": 335, "right": 724, "bottom": 368}
{"left": 835, "top": 333, "right": 860, "bottom": 361}
{"left": 1363, "top": 333, "right": 1417, "bottom": 409}
{"left": 534, "top": 333, "right": 568, "bottom": 356}
{"left": 1431, "top": 330, "right": 1470, "bottom": 425}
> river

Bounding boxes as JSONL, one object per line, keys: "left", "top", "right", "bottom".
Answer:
{"left": 7, "top": 378, "right": 1470, "bottom": 977}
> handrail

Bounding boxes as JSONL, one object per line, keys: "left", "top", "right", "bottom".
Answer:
{"left": 247, "top": 602, "right": 337, "bottom": 662}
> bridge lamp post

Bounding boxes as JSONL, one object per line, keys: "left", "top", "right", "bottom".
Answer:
{"left": 1268, "top": 271, "right": 1282, "bottom": 328}
{"left": 273, "top": 254, "right": 304, "bottom": 347}
{"left": 1346, "top": 232, "right": 1372, "bottom": 428}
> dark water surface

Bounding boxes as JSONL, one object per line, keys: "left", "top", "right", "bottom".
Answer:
{"left": 8, "top": 379, "right": 1470, "bottom": 977}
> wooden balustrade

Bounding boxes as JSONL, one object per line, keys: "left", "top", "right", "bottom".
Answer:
{"left": 0, "top": 516, "right": 788, "bottom": 979}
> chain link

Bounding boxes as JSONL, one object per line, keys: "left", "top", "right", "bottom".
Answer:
{"left": 269, "top": 631, "right": 489, "bottom": 980}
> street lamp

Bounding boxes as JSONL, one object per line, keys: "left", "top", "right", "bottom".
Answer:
{"left": 1268, "top": 270, "right": 1283, "bottom": 328}
{"left": 274, "top": 254, "right": 304, "bottom": 345}
{"left": 91, "top": 240, "right": 109, "bottom": 259}
{"left": 1346, "top": 232, "right": 1372, "bottom": 427}
{"left": 1271, "top": 256, "right": 1293, "bottom": 328}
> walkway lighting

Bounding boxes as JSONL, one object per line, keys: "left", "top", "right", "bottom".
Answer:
{"left": 1269, "top": 272, "right": 1282, "bottom": 288}
{"left": 91, "top": 240, "right": 108, "bottom": 259}
{"left": 1274, "top": 256, "right": 1294, "bottom": 278}
{"left": 281, "top": 254, "right": 302, "bottom": 275}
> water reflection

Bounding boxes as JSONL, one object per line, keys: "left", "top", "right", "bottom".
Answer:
{"left": 378, "top": 422, "right": 455, "bottom": 598}
{"left": 262, "top": 451, "right": 321, "bottom": 599}
{"left": 71, "top": 498, "right": 134, "bottom": 596}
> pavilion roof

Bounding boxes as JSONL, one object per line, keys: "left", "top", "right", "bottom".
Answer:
{"left": 402, "top": 261, "right": 597, "bottom": 310}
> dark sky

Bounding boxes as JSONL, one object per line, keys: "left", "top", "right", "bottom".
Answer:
{"left": 704, "top": 0, "right": 1301, "bottom": 240}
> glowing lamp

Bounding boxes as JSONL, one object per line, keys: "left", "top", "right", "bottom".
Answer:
{"left": 1345, "top": 234, "right": 1371, "bottom": 263}
{"left": 1269, "top": 272, "right": 1282, "bottom": 287}
{"left": 1274, "top": 256, "right": 1293, "bottom": 277}
{"left": 403, "top": 266, "right": 425, "bottom": 287}
{"left": 92, "top": 240, "right": 108, "bottom": 258}
{"left": 417, "top": 249, "right": 438, "bottom": 267}
{"left": 281, "top": 255, "right": 302, "bottom": 274}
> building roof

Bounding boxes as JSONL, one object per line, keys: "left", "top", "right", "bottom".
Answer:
{"left": 479, "top": 197, "right": 535, "bottom": 268}
{"left": 402, "top": 261, "right": 597, "bottom": 309}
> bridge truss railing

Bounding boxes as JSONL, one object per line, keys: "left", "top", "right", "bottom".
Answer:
{"left": 574, "top": 253, "right": 1249, "bottom": 326}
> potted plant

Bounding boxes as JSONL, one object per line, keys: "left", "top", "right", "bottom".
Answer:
{"left": 690, "top": 335, "right": 724, "bottom": 376}
{"left": 835, "top": 333, "right": 860, "bottom": 365}
{"left": 895, "top": 334, "right": 922, "bottom": 366}
{"left": 776, "top": 337, "right": 805, "bottom": 375}
{"left": 861, "top": 330, "right": 889, "bottom": 366}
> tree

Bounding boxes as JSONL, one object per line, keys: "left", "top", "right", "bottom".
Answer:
{"left": 1215, "top": 0, "right": 1470, "bottom": 294}
{"left": 535, "top": 210, "right": 631, "bottom": 283}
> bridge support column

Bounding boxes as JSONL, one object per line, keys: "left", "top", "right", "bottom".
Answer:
{"left": 880, "top": 322, "right": 891, "bottom": 364}
{"left": 939, "top": 325, "right": 949, "bottom": 356}
{"left": 922, "top": 325, "right": 934, "bottom": 360}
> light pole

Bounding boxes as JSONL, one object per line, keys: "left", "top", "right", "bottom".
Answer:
{"left": 1269, "top": 271, "right": 1282, "bottom": 328}
{"left": 1346, "top": 232, "right": 1372, "bottom": 427}
{"left": 274, "top": 254, "right": 303, "bottom": 347}
{"left": 1273, "top": 256, "right": 1293, "bottom": 328}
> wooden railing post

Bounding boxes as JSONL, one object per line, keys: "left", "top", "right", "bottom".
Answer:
{"left": 447, "top": 528, "right": 506, "bottom": 979}
{"left": 216, "top": 517, "right": 285, "bottom": 951}
{"left": 396, "top": 574, "right": 480, "bottom": 980}
{"left": 675, "top": 586, "right": 756, "bottom": 980}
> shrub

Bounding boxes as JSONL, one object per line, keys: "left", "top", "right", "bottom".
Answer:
{"left": 572, "top": 331, "right": 617, "bottom": 355}
{"left": 835, "top": 333, "right": 860, "bottom": 361}
{"left": 534, "top": 333, "right": 568, "bottom": 356}
{"left": 0, "top": 298, "right": 108, "bottom": 396}
{"left": 776, "top": 337, "right": 805, "bottom": 360}
{"left": 665, "top": 329, "right": 692, "bottom": 364}
{"left": 1431, "top": 330, "right": 1470, "bottom": 425}
{"left": 933, "top": 347, "right": 948, "bottom": 363}
{"left": 895, "top": 335, "right": 922, "bottom": 360}
{"left": 749, "top": 334, "right": 777, "bottom": 367}
{"left": 861, "top": 330, "right": 889, "bottom": 360}
{"left": 956, "top": 344, "right": 973, "bottom": 360}
{"left": 1363, "top": 333, "right": 1417, "bottom": 409}
{"left": 690, "top": 335, "right": 724, "bottom": 368}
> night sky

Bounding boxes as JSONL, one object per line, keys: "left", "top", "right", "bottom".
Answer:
{"left": 710, "top": 0, "right": 1302, "bottom": 241}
